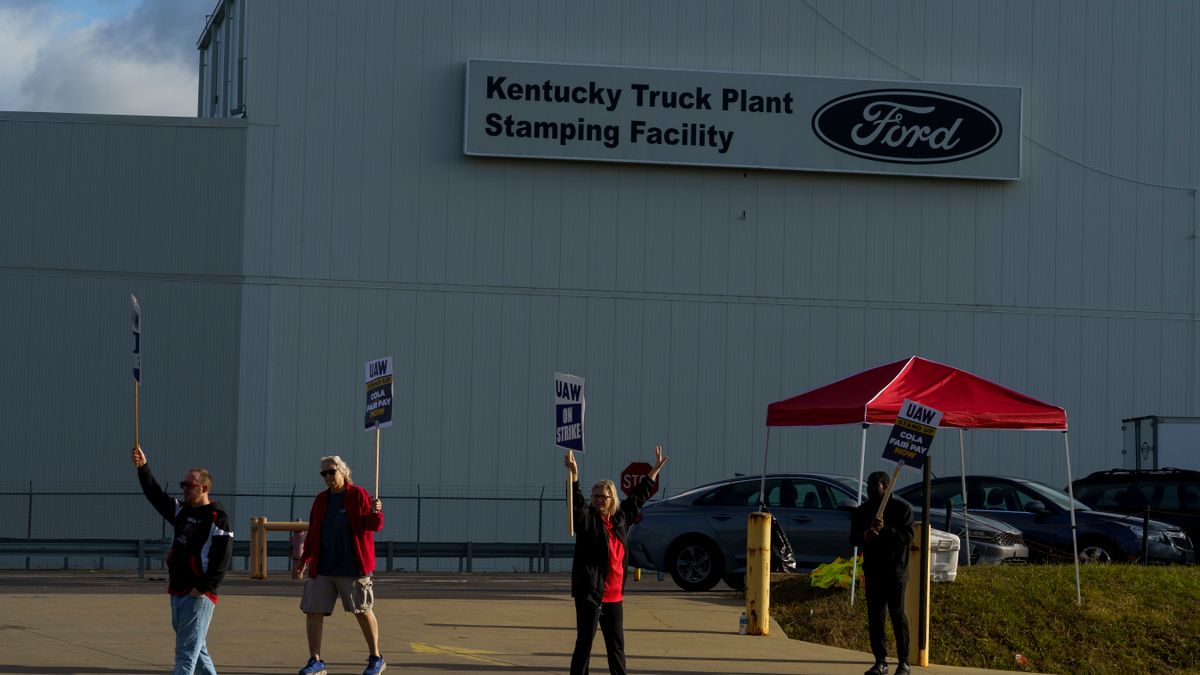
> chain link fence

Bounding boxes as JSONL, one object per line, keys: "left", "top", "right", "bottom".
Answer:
{"left": 0, "top": 484, "right": 582, "bottom": 573}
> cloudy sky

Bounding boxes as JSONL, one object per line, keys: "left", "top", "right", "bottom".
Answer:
{"left": 0, "top": 0, "right": 213, "bottom": 116}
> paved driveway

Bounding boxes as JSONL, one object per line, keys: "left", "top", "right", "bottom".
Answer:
{"left": 0, "top": 571, "right": 1023, "bottom": 674}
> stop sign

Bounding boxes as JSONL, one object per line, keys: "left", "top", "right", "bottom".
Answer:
{"left": 620, "top": 462, "right": 659, "bottom": 498}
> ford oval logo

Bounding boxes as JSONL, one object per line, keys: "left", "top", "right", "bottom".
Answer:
{"left": 812, "top": 89, "right": 1002, "bottom": 164}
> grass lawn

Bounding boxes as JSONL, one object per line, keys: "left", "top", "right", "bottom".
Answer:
{"left": 770, "top": 564, "right": 1199, "bottom": 674}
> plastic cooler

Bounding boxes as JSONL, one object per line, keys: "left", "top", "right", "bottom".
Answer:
{"left": 927, "top": 527, "right": 961, "bottom": 582}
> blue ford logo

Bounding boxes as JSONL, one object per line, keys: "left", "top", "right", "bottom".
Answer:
{"left": 812, "top": 89, "right": 1002, "bottom": 164}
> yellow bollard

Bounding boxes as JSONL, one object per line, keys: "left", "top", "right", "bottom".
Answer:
{"left": 634, "top": 568, "right": 642, "bottom": 582}
{"left": 745, "top": 511, "right": 772, "bottom": 635}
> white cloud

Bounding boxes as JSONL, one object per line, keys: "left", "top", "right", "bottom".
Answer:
{"left": 0, "top": 0, "right": 211, "bottom": 116}
{"left": 0, "top": 4, "right": 63, "bottom": 110}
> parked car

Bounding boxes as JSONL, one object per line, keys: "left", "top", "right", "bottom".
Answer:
{"left": 912, "top": 499, "right": 1029, "bottom": 567}
{"left": 1070, "top": 468, "right": 1200, "bottom": 547}
{"left": 895, "top": 475, "right": 1195, "bottom": 564}
{"left": 627, "top": 473, "right": 1026, "bottom": 591}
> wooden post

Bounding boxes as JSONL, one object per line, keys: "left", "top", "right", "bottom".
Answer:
{"left": 745, "top": 511, "right": 772, "bottom": 635}
{"left": 874, "top": 463, "right": 904, "bottom": 521}
{"left": 249, "top": 517, "right": 257, "bottom": 579}
{"left": 261, "top": 517, "right": 271, "bottom": 579}
{"left": 567, "top": 473, "right": 574, "bottom": 537}
{"left": 249, "top": 517, "right": 261, "bottom": 579}
{"left": 374, "top": 425, "right": 381, "bottom": 499}
{"left": 249, "top": 520, "right": 309, "bottom": 581}
{"left": 259, "top": 517, "right": 269, "bottom": 579}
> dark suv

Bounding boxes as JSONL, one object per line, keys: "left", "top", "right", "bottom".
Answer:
{"left": 1071, "top": 469, "right": 1200, "bottom": 548}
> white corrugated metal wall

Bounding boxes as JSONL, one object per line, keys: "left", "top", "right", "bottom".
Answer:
{"left": 0, "top": 113, "right": 247, "bottom": 539}
{"left": 4, "top": 1, "right": 1199, "bottom": 549}
{"left": 227, "top": 0, "right": 1199, "bottom": 533}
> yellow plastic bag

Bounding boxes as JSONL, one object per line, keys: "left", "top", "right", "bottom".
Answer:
{"left": 809, "top": 555, "right": 864, "bottom": 589}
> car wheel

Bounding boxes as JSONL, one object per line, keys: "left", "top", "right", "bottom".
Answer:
{"left": 722, "top": 573, "right": 746, "bottom": 592}
{"left": 1078, "top": 542, "right": 1115, "bottom": 564}
{"left": 667, "top": 537, "right": 724, "bottom": 591}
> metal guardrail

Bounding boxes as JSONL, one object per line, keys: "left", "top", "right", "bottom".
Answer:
{"left": 380, "top": 541, "right": 575, "bottom": 572}
{"left": 0, "top": 538, "right": 576, "bottom": 575}
{"left": 0, "top": 538, "right": 171, "bottom": 577}
{"left": 0, "top": 486, "right": 581, "bottom": 556}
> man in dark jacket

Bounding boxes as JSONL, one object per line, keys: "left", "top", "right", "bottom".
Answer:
{"left": 850, "top": 470, "right": 915, "bottom": 675}
{"left": 566, "top": 446, "right": 667, "bottom": 675}
{"left": 133, "top": 444, "right": 233, "bottom": 675}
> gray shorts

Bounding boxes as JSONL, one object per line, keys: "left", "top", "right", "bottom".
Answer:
{"left": 300, "top": 575, "right": 374, "bottom": 615}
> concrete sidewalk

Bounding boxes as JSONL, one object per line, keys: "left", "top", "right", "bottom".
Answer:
{"left": 0, "top": 571, "right": 1023, "bottom": 674}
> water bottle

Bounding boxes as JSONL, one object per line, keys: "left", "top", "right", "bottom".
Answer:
{"left": 738, "top": 611, "right": 748, "bottom": 635}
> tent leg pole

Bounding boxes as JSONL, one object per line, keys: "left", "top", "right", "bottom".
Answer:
{"left": 856, "top": 423, "right": 868, "bottom": 503}
{"left": 850, "top": 423, "right": 868, "bottom": 606}
{"left": 758, "top": 428, "right": 771, "bottom": 510}
{"left": 959, "top": 429, "right": 970, "bottom": 565}
{"left": 1064, "top": 431, "right": 1081, "bottom": 605}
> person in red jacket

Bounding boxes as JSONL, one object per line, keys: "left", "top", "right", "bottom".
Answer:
{"left": 295, "top": 456, "right": 385, "bottom": 675}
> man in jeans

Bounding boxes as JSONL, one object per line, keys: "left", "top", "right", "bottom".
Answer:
{"left": 132, "top": 444, "right": 233, "bottom": 675}
{"left": 295, "top": 455, "right": 385, "bottom": 675}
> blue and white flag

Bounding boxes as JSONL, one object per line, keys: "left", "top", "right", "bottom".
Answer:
{"left": 131, "top": 295, "right": 141, "bottom": 383}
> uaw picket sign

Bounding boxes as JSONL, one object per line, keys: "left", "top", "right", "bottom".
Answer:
{"left": 364, "top": 357, "right": 394, "bottom": 430}
{"left": 881, "top": 399, "right": 943, "bottom": 471}
{"left": 464, "top": 59, "right": 1021, "bottom": 180}
{"left": 555, "top": 372, "right": 585, "bottom": 453}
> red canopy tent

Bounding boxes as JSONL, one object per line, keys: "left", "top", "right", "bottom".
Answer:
{"left": 766, "top": 355, "right": 1067, "bottom": 429}
{"left": 762, "top": 356, "right": 1080, "bottom": 606}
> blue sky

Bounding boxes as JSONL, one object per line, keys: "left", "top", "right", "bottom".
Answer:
{"left": 0, "top": 0, "right": 213, "bottom": 116}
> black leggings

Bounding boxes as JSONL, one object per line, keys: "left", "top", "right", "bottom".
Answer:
{"left": 570, "top": 598, "right": 625, "bottom": 675}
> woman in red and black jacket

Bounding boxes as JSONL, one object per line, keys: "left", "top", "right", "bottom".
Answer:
{"left": 565, "top": 446, "right": 667, "bottom": 675}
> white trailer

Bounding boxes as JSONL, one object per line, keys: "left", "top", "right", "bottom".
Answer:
{"left": 1122, "top": 416, "right": 1200, "bottom": 471}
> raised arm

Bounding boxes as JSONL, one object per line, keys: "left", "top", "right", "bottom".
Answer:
{"left": 647, "top": 445, "right": 668, "bottom": 482}
{"left": 132, "top": 444, "right": 178, "bottom": 522}
{"left": 623, "top": 445, "right": 668, "bottom": 517}
{"left": 565, "top": 451, "right": 589, "bottom": 526}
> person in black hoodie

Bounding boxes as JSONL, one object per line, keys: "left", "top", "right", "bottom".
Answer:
{"left": 133, "top": 444, "right": 233, "bottom": 675}
{"left": 850, "top": 470, "right": 915, "bottom": 675}
{"left": 565, "top": 445, "right": 667, "bottom": 675}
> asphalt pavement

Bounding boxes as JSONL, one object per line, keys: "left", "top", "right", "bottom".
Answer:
{"left": 0, "top": 570, "right": 1029, "bottom": 674}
